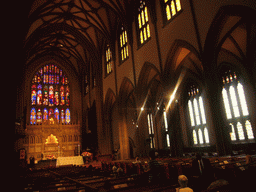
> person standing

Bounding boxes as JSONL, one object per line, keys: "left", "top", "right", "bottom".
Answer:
{"left": 191, "top": 153, "right": 213, "bottom": 191}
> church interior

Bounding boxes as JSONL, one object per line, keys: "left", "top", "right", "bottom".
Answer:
{"left": 11, "top": 0, "right": 256, "bottom": 191}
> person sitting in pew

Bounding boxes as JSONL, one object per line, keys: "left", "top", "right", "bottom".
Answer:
{"left": 176, "top": 175, "right": 193, "bottom": 192}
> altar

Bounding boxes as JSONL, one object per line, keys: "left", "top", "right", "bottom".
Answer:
{"left": 56, "top": 156, "right": 84, "bottom": 167}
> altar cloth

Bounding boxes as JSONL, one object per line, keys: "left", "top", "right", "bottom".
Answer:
{"left": 56, "top": 156, "right": 84, "bottom": 167}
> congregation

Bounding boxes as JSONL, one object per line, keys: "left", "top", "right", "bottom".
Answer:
{"left": 18, "top": 152, "right": 255, "bottom": 192}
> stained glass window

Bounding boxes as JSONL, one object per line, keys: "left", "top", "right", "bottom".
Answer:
{"left": 31, "top": 85, "right": 36, "bottom": 105}
{"left": 30, "top": 64, "right": 71, "bottom": 124}
{"left": 164, "top": 0, "right": 182, "bottom": 21}
{"left": 37, "top": 109, "right": 42, "bottom": 123}
{"left": 30, "top": 108, "right": 36, "bottom": 124}
{"left": 61, "top": 109, "right": 65, "bottom": 124}
{"left": 65, "top": 108, "right": 71, "bottom": 124}
{"left": 43, "top": 108, "right": 48, "bottom": 122}
{"left": 222, "top": 70, "right": 254, "bottom": 141}
{"left": 120, "top": 27, "right": 129, "bottom": 61}
{"left": 188, "top": 85, "right": 209, "bottom": 145}
{"left": 138, "top": 1, "right": 150, "bottom": 45}
{"left": 55, "top": 108, "right": 59, "bottom": 123}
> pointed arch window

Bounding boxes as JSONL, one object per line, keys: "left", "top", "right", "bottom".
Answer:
{"left": 187, "top": 85, "right": 210, "bottom": 145}
{"left": 163, "top": 0, "right": 182, "bottom": 22}
{"left": 120, "top": 27, "right": 129, "bottom": 62}
{"left": 222, "top": 70, "right": 254, "bottom": 142}
{"left": 105, "top": 45, "right": 113, "bottom": 75}
{"left": 138, "top": 1, "right": 151, "bottom": 45}
{"left": 30, "top": 64, "right": 71, "bottom": 125}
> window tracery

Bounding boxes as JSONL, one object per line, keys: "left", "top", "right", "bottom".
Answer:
{"left": 164, "top": 0, "right": 182, "bottom": 21}
{"left": 120, "top": 27, "right": 129, "bottom": 62}
{"left": 30, "top": 64, "right": 71, "bottom": 125}
{"left": 187, "top": 85, "right": 209, "bottom": 145}
{"left": 138, "top": 1, "right": 150, "bottom": 45}
{"left": 222, "top": 70, "right": 254, "bottom": 141}
{"left": 106, "top": 45, "right": 113, "bottom": 75}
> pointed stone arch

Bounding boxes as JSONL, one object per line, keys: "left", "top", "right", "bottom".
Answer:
{"left": 163, "top": 39, "right": 202, "bottom": 84}
{"left": 104, "top": 88, "right": 116, "bottom": 113}
{"left": 137, "top": 62, "right": 161, "bottom": 104}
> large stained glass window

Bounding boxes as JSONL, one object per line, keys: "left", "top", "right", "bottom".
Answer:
{"left": 187, "top": 85, "right": 210, "bottom": 145}
{"left": 222, "top": 70, "right": 254, "bottom": 141}
{"left": 30, "top": 64, "right": 71, "bottom": 124}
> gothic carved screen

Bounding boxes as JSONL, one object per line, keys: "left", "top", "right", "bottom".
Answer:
{"left": 30, "top": 64, "right": 71, "bottom": 125}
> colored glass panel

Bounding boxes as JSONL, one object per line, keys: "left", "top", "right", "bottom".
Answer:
{"left": 61, "top": 109, "right": 65, "bottom": 124}
{"left": 66, "top": 86, "right": 70, "bottom": 106}
{"left": 31, "top": 85, "right": 36, "bottom": 105}
{"left": 37, "top": 84, "right": 42, "bottom": 105}
{"left": 49, "top": 86, "right": 54, "bottom": 106}
{"left": 65, "top": 109, "right": 71, "bottom": 124}
{"left": 60, "top": 86, "right": 65, "bottom": 105}
{"left": 55, "top": 108, "right": 59, "bottom": 123}
{"left": 49, "top": 109, "right": 54, "bottom": 124}
{"left": 43, "top": 108, "right": 48, "bottom": 121}
{"left": 37, "top": 109, "right": 42, "bottom": 123}
{"left": 30, "top": 108, "right": 36, "bottom": 124}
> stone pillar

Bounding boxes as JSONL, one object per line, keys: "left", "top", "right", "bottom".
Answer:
{"left": 119, "top": 110, "right": 130, "bottom": 160}
{"left": 204, "top": 67, "right": 232, "bottom": 156}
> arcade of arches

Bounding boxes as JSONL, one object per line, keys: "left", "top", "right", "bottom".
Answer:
{"left": 14, "top": 0, "right": 256, "bottom": 162}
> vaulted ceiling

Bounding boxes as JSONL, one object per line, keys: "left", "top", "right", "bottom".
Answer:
{"left": 24, "top": 0, "right": 135, "bottom": 75}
